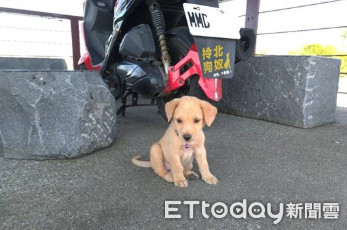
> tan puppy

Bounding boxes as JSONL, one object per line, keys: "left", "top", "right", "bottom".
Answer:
{"left": 132, "top": 96, "right": 218, "bottom": 187}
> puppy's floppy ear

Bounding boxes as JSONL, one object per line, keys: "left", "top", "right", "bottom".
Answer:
{"left": 165, "top": 98, "right": 180, "bottom": 122}
{"left": 200, "top": 100, "right": 217, "bottom": 127}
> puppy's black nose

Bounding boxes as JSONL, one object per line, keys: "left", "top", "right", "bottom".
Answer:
{"left": 183, "top": 134, "right": 191, "bottom": 141}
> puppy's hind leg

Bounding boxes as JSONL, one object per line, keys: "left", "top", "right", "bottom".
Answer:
{"left": 150, "top": 143, "right": 173, "bottom": 183}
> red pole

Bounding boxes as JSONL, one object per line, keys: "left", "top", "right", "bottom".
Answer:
{"left": 70, "top": 19, "right": 81, "bottom": 70}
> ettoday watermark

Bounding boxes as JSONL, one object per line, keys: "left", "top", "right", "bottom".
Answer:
{"left": 164, "top": 200, "right": 339, "bottom": 224}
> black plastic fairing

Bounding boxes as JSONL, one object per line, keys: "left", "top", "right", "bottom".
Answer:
{"left": 115, "top": 62, "right": 164, "bottom": 97}
{"left": 83, "top": 0, "right": 114, "bottom": 65}
{"left": 101, "top": 0, "right": 144, "bottom": 72}
{"left": 119, "top": 24, "right": 156, "bottom": 60}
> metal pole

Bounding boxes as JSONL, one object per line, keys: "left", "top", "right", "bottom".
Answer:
{"left": 245, "top": 0, "right": 260, "bottom": 54}
{"left": 245, "top": 0, "right": 260, "bottom": 33}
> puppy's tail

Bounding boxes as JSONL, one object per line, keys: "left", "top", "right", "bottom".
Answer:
{"left": 132, "top": 155, "right": 151, "bottom": 168}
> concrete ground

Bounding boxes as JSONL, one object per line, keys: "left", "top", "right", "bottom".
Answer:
{"left": 1, "top": 97, "right": 347, "bottom": 229}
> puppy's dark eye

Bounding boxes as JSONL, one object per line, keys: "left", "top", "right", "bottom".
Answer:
{"left": 177, "top": 118, "right": 182, "bottom": 123}
{"left": 194, "top": 118, "right": 200, "bottom": 123}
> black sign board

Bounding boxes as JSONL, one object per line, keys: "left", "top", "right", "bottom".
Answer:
{"left": 194, "top": 36, "right": 236, "bottom": 79}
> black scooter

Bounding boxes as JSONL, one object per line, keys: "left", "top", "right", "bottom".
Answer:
{"left": 79, "top": 0, "right": 256, "bottom": 117}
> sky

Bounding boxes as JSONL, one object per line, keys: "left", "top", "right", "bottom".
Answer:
{"left": 0, "top": 0, "right": 346, "bottom": 64}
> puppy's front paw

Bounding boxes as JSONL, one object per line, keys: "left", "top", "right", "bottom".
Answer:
{"left": 174, "top": 178, "right": 188, "bottom": 188}
{"left": 163, "top": 173, "right": 173, "bottom": 183}
{"left": 203, "top": 175, "right": 218, "bottom": 185}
